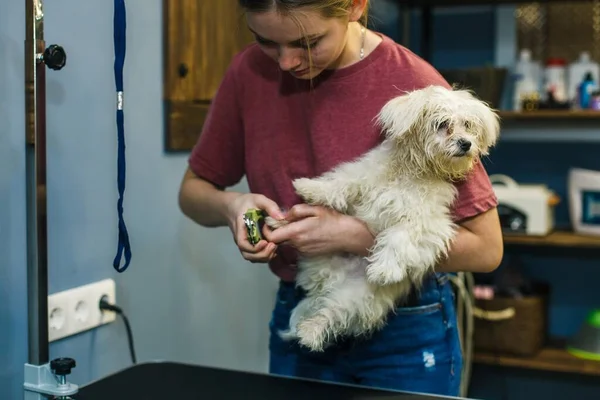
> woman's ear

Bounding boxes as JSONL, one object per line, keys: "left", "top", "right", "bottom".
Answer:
{"left": 348, "top": 0, "right": 368, "bottom": 22}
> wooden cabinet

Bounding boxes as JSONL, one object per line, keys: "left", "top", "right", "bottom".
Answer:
{"left": 163, "top": 0, "right": 254, "bottom": 152}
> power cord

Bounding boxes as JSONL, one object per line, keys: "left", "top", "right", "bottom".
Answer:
{"left": 99, "top": 296, "right": 137, "bottom": 364}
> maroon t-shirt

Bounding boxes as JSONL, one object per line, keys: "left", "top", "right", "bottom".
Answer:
{"left": 189, "top": 34, "right": 498, "bottom": 281}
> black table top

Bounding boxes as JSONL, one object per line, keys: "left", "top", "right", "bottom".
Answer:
{"left": 76, "top": 361, "right": 471, "bottom": 400}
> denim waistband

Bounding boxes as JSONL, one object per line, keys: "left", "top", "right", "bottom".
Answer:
{"left": 280, "top": 272, "right": 449, "bottom": 307}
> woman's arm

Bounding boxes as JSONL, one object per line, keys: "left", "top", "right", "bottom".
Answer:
{"left": 179, "top": 167, "right": 285, "bottom": 263}
{"left": 178, "top": 167, "right": 241, "bottom": 227}
{"left": 435, "top": 207, "right": 503, "bottom": 273}
{"left": 286, "top": 206, "right": 503, "bottom": 274}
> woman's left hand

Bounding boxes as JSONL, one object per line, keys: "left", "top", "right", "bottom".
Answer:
{"left": 263, "top": 204, "right": 375, "bottom": 257}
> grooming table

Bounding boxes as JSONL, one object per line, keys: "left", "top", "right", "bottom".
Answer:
{"left": 75, "top": 361, "right": 471, "bottom": 399}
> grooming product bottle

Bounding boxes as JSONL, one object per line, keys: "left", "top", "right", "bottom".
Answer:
{"left": 512, "top": 49, "right": 541, "bottom": 111}
{"left": 578, "top": 72, "right": 597, "bottom": 109}
{"left": 544, "top": 57, "right": 568, "bottom": 103}
{"left": 568, "top": 51, "right": 600, "bottom": 107}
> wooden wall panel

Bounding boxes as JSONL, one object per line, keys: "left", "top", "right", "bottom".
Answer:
{"left": 163, "top": 0, "right": 254, "bottom": 152}
{"left": 516, "top": 1, "right": 600, "bottom": 63}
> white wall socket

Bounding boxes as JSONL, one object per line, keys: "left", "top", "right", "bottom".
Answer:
{"left": 47, "top": 278, "right": 117, "bottom": 342}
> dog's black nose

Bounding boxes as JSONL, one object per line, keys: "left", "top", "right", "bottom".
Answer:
{"left": 457, "top": 139, "right": 471, "bottom": 152}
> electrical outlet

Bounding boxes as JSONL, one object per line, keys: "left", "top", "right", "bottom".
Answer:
{"left": 47, "top": 279, "right": 117, "bottom": 342}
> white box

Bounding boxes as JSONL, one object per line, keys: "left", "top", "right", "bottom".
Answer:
{"left": 568, "top": 167, "right": 600, "bottom": 237}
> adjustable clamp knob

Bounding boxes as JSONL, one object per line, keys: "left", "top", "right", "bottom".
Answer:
{"left": 42, "top": 44, "right": 67, "bottom": 70}
{"left": 50, "top": 357, "right": 76, "bottom": 376}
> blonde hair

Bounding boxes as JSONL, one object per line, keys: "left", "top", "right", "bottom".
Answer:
{"left": 238, "top": 0, "right": 370, "bottom": 26}
{"left": 239, "top": 0, "right": 369, "bottom": 86}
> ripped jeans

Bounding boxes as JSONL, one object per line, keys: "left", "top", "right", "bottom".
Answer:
{"left": 268, "top": 273, "right": 463, "bottom": 397}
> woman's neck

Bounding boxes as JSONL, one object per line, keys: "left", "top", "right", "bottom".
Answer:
{"left": 334, "top": 22, "right": 382, "bottom": 70}
{"left": 333, "top": 22, "right": 365, "bottom": 69}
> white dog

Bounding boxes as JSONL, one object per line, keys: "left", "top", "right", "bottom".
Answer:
{"left": 265, "top": 85, "right": 500, "bottom": 352}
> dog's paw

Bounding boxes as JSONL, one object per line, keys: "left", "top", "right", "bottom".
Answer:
{"left": 277, "top": 328, "right": 297, "bottom": 342}
{"left": 264, "top": 216, "right": 289, "bottom": 230}
{"left": 292, "top": 178, "right": 328, "bottom": 205}
{"left": 296, "top": 316, "right": 330, "bottom": 352}
{"left": 292, "top": 178, "right": 321, "bottom": 204}
{"left": 292, "top": 178, "right": 348, "bottom": 211}
{"left": 366, "top": 260, "right": 408, "bottom": 286}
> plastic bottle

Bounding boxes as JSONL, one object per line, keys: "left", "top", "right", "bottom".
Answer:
{"left": 568, "top": 51, "right": 600, "bottom": 106}
{"left": 512, "top": 49, "right": 541, "bottom": 111}
{"left": 578, "top": 72, "right": 597, "bottom": 109}
{"left": 589, "top": 90, "right": 600, "bottom": 110}
{"left": 544, "top": 57, "right": 568, "bottom": 104}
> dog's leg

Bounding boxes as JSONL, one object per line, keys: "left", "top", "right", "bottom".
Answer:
{"left": 278, "top": 292, "right": 341, "bottom": 351}
{"left": 277, "top": 297, "right": 315, "bottom": 342}
{"left": 294, "top": 258, "right": 373, "bottom": 352}
{"left": 365, "top": 226, "right": 411, "bottom": 285}
{"left": 292, "top": 159, "right": 369, "bottom": 213}
{"left": 365, "top": 222, "right": 455, "bottom": 286}
{"left": 292, "top": 177, "right": 356, "bottom": 213}
{"left": 296, "top": 278, "right": 416, "bottom": 351}
{"left": 294, "top": 296, "right": 350, "bottom": 352}
{"left": 274, "top": 255, "right": 345, "bottom": 351}
{"left": 295, "top": 312, "right": 334, "bottom": 352}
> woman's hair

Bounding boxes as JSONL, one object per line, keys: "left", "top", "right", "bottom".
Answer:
{"left": 238, "top": 0, "right": 370, "bottom": 26}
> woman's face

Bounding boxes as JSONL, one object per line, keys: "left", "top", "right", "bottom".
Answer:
{"left": 245, "top": 8, "right": 352, "bottom": 80}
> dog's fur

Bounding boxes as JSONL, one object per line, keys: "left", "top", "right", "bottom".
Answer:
{"left": 265, "top": 85, "right": 500, "bottom": 352}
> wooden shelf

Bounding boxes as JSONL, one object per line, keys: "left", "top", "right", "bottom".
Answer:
{"left": 503, "top": 230, "right": 600, "bottom": 248}
{"left": 498, "top": 110, "right": 600, "bottom": 120}
{"left": 474, "top": 343, "right": 600, "bottom": 376}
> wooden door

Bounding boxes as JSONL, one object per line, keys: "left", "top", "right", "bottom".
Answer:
{"left": 163, "top": 0, "right": 254, "bottom": 152}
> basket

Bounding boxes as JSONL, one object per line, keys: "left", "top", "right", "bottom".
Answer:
{"left": 473, "top": 284, "right": 549, "bottom": 357}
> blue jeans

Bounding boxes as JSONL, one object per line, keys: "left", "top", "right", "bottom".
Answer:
{"left": 268, "top": 273, "right": 463, "bottom": 396}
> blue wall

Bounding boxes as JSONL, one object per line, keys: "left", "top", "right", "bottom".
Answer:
{"left": 0, "top": 0, "right": 29, "bottom": 395}
{"left": 0, "top": 1, "right": 279, "bottom": 399}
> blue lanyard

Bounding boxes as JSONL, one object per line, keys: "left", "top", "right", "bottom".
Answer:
{"left": 113, "top": 0, "right": 131, "bottom": 272}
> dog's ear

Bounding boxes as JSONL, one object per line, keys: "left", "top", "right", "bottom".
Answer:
{"left": 471, "top": 97, "right": 500, "bottom": 154}
{"left": 452, "top": 88, "right": 500, "bottom": 154}
{"left": 375, "top": 87, "right": 430, "bottom": 141}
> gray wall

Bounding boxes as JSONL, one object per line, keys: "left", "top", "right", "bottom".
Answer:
{"left": 0, "top": 1, "right": 278, "bottom": 398}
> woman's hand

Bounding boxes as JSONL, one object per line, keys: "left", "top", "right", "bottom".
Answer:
{"left": 263, "top": 204, "right": 375, "bottom": 257}
{"left": 225, "top": 193, "right": 285, "bottom": 263}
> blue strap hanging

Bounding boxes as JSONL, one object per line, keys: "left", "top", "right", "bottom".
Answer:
{"left": 112, "top": 0, "right": 132, "bottom": 272}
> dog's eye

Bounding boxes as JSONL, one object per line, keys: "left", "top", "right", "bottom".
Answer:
{"left": 437, "top": 120, "right": 449, "bottom": 131}
{"left": 464, "top": 121, "right": 473, "bottom": 130}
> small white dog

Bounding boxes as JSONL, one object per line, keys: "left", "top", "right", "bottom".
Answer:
{"left": 266, "top": 85, "right": 500, "bottom": 352}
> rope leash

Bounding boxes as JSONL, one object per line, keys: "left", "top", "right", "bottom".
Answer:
{"left": 112, "top": 0, "right": 131, "bottom": 272}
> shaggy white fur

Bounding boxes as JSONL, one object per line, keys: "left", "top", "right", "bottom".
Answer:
{"left": 265, "top": 85, "right": 500, "bottom": 352}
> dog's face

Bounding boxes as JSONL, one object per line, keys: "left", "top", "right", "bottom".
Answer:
{"left": 376, "top": 85, "right": 500, "bottom": 179}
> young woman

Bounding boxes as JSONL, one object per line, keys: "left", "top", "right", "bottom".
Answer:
{"left": 179, "top": 0, "right": 503, "bottom": 396}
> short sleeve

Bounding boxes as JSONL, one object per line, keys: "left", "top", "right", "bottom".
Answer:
{"left": 188, "top": 62, "right": 245, "bottom": 188}
{"left": 451, "top": 160, "right": 498, "bottom": 222}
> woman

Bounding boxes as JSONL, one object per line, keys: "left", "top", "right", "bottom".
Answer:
{"left": 178, "top": 0, "right": 503, "bottom": 396}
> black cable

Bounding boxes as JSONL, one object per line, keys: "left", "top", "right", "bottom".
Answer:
{"left": 99, "top": 297, "right": 137, "bottom": 364}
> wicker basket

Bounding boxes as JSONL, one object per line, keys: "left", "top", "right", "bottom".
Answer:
{"left": 473, "top": 284, "right": 549, "bottom": 357}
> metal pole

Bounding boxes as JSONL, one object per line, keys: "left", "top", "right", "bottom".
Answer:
{"left": 23, "top": 2, "right": 71, "bottom": 398}
{"left": 25, "top": 0, "right": 49, "bottom": 366}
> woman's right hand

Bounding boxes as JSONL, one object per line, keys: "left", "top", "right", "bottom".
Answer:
{"left": 225, "top": 193, "right": 285, "bottom": 263}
